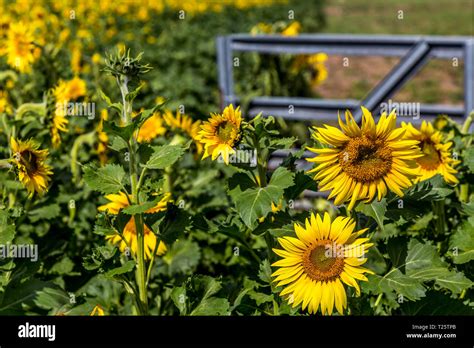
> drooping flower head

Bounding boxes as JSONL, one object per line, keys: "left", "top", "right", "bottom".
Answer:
{"left": 307, "top": 107, "right": 421, "bottom": 210}
{"left": 10, "top": 137, "right": 53, "bottom": 197}
{"left": 197, "top": 104, "right": 242, "bottom": 165}
{"left": 402, "top": 121, "right": 460, "bottom": 184}
{"left": 98, "top": 191, "right": 171, "bottom": 259}
{"left": 272, "top": 212, "right": 374, "bottom": 315}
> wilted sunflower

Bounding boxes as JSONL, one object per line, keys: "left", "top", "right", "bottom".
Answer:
{"left": 98, "top": 191, "right": 171, "bottom": 259}
{"left": 197, "top": 104, "right": 242, "bottom": 165}
{"left": 402, "top": 121, "right": 460, "bottom": 184}
{"left": 10, "top": 137, "right": 53, "bottom": 197}
{"left": 136, "top": 112, "right": 166, "bottom": 143}
{"left": 307, "top": 107, "right": 421, "bottom": 210}
{"left": 272, "top": 212, "right": 374, "bottom": 315}
{"left": 5, "top": 22, "right": 38, "bottom": 74}
{"left": 162, "top": 109, "right": 203, "bottom": 154}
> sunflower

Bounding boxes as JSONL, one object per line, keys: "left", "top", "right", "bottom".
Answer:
{"left": 106, "top": 218, "right": 167, "bottom": 259}
{"left": 98, "top": 191, "right": 171, "bottom": 259}
{"left": 272, "top": 212, "right": 374, "bottom": 315}
{"left": 402, "top": 121, "right": 460, "bottom": 184}
{"left": 197, "top": 104, "right": 242, "bottom": 165}
{"left": 5, "top": 22, "right": 38, "bottom": 74}
{"left": 10, "top": 137, "right": 53, "bottom": 197}
{"left": 64, "top": 76, "right": 87, "bottom": 100}
{"left": 162, "top": 109, "right": 203, "bottom": 154}
{"left": 51, "top": 77, "right": 86, "bottom": 147}
{"left": 307, "top": 53, "right": 328, "bottom": 87}
{"left": 291, "top": 53, "right": 328, "bottom": 88}
{"left": 90, "top": 305, "right": 105, "bottom": 316}
{"left": 54, "top": 77, "right": 87, "bottom": 104}
{"left": 52, "top": 81, "right": 70, "bottom": 147}
{"left": 97, "top": 109, "right": 109, "bottom": 165}
{"left": 307, "top": 107, "right": 421, "bottom": 210}
{"left": 0, "top": 90, "right": 12, "bottom": 114}
{"left": 136, "top": 112, "right": 166, "bottom": 143}
{"left": 281, "top": 21, "right": 301, "bottom": 36}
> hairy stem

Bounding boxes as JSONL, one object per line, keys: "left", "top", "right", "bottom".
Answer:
{"left": 120, "top": 74, "right": 148, "bottom": 315}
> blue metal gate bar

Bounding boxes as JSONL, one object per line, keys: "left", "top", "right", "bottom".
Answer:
{"left": 352, "top": 41, "right": 431, "bottom": 121}
{"left": 216, "top": 34, "right": 474, "bottom": 125}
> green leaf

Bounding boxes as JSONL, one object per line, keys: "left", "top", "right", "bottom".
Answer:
{"left": 33, "top": 287, "right": 70, "bottom": 311}
{"left": 0, "top": 210, "right": 15, "bottom": 244}
{"left": 170, "top": 286, "right": 187, "bottom": 315}
{"left": 448, "top": 218, "right": 474, "bottom": 264}
{"left": 248, "top": 291, "right": 274, "bottom": 306}
{"left": 98, "top": 89, "right": 122, "bottom": 114}
{"left": 400, "top": 291, "right": 474, "bottom": 315}
{"left": 125, "top": 83, "right": 144, "bottom": 103}
{"left": 268, "top": 224, "right": 295, "bottom": 238}
{"left": 102, "top": 120, "right": 134, "bottom": 142}
{"left": 232, "top": 167, "right": 295, "bottom": 229}
{"left": 258, "top": 259, "right": 272, "bottom": 284}
{"left": 144, "top": 145, "right": 185, "bottom": 169}
{"left": 284, "top": 171, "right": 317, "bottom": 200}
{"left": 158, "top": 204, "right": 191, "bottom": 245}
{"left": 104, "top": 260, "right": 135, "bottom": 278}
{"left": 405, "top": 240, "right": 473, "bottom": 294}
{"left": 28, "top": 204, "right": 61, "bottom": 223}
{"left": 464, "top": 146, "right": 474, "bottom": 172}
{"left": 162, "top": 240, "right": 200, "bottom": 274}
{"left": 122, "top": 200, "right": 159, "bottom": 215}
{"left": 435, "top": 272, "right": 473, "bottom": 294}
{"left": 356, "top": 198, "right": 387, "bottom": 230}
{"left": 50, "top": 257, "right": 75, "bottom": 275}
{"left": 83, "top": 164, "right": 126, "bottom": 194}
{"left": 190, "top": 297, "right": 230, "bottom": 316}
{"left": 374, "top": 271, "right": 426, "bottom": 301}
{"left": 189, "top": 276, "right": 230, "bottom": 316}
{"left": 386, "top": 237, "right": 408, "bottom": 271}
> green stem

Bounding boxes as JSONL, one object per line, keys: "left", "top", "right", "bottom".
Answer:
{"left": 264, "top": 231, "right": 274, "bottom": 261}
{"left": 146, "top": 234, "right": 161, "bottom": 287}
{"left": 136, "top": 167, "right": 148, "bottom": 194}
{"left": 251, "top": 134, "right": 267, "bottom": 187}
{"left": 433, "top": 200, "right": 446, "bottom": 237}
{"left": 374, "top": 293, "right": 383, "bottom": 307}
{"left": 128, "top": 142, "right": 148, "bottom": 314}
{"left": 163, "top": 166, "right": 173, "bottom": 194}
{"left": 461, "top": 111, "right": 473, "bottom": 134}
{"left": 120, "top": 73, "right": 147, "bottom": 315}
{"left": 460, "top": 184, "right": 469, "bottom": 203}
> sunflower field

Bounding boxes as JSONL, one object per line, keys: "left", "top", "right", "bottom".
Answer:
{"left": 0, "top": 0, "right": 473, "bottom": 322}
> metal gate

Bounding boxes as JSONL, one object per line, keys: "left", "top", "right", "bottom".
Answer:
{"left": 216, "top": 34, "right": 474, "bottom": 124}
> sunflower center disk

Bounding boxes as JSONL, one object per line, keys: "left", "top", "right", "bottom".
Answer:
{"left": 303, "top": 241, "right": 345, "bottom": 282}
{"left": 216, "top": 121, "right": 235, "bottom": 143}
{"left": 339, "top": 136, "right": 392, "bottom": 182}
{"left": 20, "top": 150, "right": 39, "bottom": 174}
{"left": 417, "top": 140, "right": 441, "bottom": 170}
